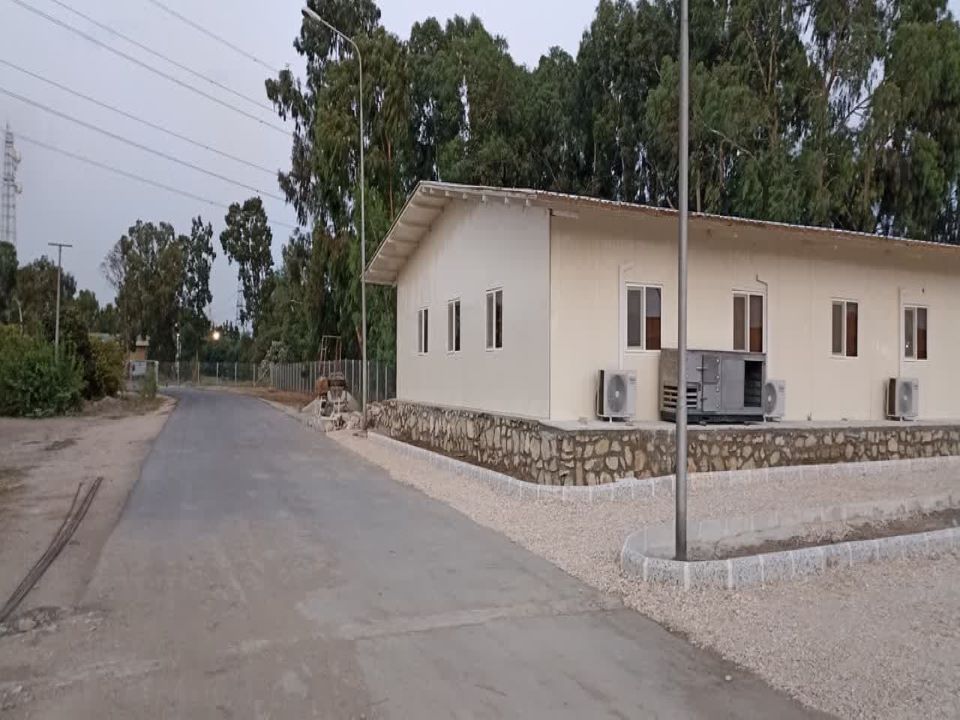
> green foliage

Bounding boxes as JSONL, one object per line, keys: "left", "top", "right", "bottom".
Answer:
{"left": 265, "top": 0, "right": 960, "bottom": 311}
{"left": 74, "top": 289, "right": 100, "bottom": 330}
{"left": 139, "top": 366, "right": 158, "bottom": 400}
{"left": 102, "top": 218, "right": 215, "bottom": 361}
{"left": 219, "top": 198, "right": 274, "bottom": 329}
{"left": 182, "top": 217, "right": 216, "bottom": 316}
{"left": 89, "top": 337, "right": 125, "bottom": 398}
{"left": 0, "top": 326, "right": 84, "bottom": 417}
{"left": 16, "top": 256, "right": 76, "bottom": 339}
{"left": 0, "top": 241, "right": 16, "bottom": 323}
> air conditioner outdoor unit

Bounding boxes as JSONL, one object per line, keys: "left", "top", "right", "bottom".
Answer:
{"left": 597, "top": 369, "right": 637, "bottom": 420}
{"left": 763, "top": 379, "right": 786, "bottom": 421}
{"left": 886, "top": 378, "right": 919, "bottom": 420}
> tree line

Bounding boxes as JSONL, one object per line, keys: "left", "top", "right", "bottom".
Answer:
{"left": 94, "top": 0, "right": 960, "bottom": 364}
{"left": 247, "top": 0, "right": 960, "bottom": 364}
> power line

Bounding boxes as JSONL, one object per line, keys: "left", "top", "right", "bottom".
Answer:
{"left": 17, "top": 134, "right": 299, "bottom": 230}
{"left": 144, "top": 0, "right": 279, "bottom": 74}
{"left": 0, "top": 58, "right": 277, "bottom": 177}
{"left": 44, "top": 0, "right": 275, "bottom": 114}
{"left": 6, "top": 0, "right": 289, "bottom": 136}
{"left": 0, "top": 86, "right": 285, "bottom": 201}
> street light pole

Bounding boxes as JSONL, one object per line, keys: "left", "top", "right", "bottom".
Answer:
{"left": 48, "top": 242, "right": 72, "bottom": 359}
{"left": 301, "top": 6, "right": 368, "bottom": 431}
{"left": 675, "top": 0, "right": 690, "bottom": 561}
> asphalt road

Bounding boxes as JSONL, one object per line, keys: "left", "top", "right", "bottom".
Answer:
{"left": 14, "top": 389, "right": 824, "bottom": 718}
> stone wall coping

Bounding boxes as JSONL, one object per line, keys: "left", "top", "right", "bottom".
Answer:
{"left": 621, "top": 523, "right": 960, "bottom": 591}
{"left": 628, "top": 492, "right": 958, "bottom": 555}
{"left": 368, "top": 431, "right": 960, "bottom": 504}
{"left": 381, "top": 400, "right": 960, "bottom": 434}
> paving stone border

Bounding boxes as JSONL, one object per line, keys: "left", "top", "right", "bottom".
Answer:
{"left": 368, "top": 431, "right": 960, "bottom": 504}
{"left": 620, "top": 494, "right": 960, "bottom": 590}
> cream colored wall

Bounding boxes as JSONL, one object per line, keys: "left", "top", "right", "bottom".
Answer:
{"left": 396, "top": 200, "right": 551, "bottom": 418}
{"left": 550, "top": 209, "right": 960, "bottom": 422}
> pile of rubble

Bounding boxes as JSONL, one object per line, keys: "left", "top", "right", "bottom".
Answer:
{"left": 302, "top": 398, "right": 382, "bottom": 434}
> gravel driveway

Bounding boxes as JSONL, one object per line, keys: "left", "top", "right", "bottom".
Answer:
{"left": 329, "top": 431, "right": 960, "bottom": 720}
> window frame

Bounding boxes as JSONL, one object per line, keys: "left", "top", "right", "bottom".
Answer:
{"left": 417, "top": 306, "right": 429, "bottom": 355}
{"left": 831, "top": 299, "right": 859, "bottom": 359}
{"left": 732, "top": 290, "right": 765, "bottom": 353}
{"left": 624, "top": 282, "right": 663, "bottom": 353}
{"left": 903, "top": 304, "right": 928, "bottom": 361}
{"left": 447, "top": 298, "right": 461, "bottom": 354}
{"left": 485, "top": 288, "right": 503, "bottom": 351}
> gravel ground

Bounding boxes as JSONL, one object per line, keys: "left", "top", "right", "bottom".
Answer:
{"left": 329, "top": 431, "right": 960, "bottom": 720}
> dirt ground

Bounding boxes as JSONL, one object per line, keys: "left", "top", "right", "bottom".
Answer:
{"left": 329, "top": 430, "right": 960, "bottom": 720}
{"left": 0, "top": 396, "right": 175, "bottom": 627}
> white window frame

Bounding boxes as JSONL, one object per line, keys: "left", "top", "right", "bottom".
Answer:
{"left": 732, "top": 290, "right": 765, "bottom": 353}
{"left": 831, "top": 299, "right": 859, "bottom": 359}
{"left": 417, "top": 307, "right": 429, "bottom": 355}
{"left": 485, "top": 288, "right": 503, "bottom": 351}
{"left": 903, "top": 304, "right": 928, "bottom": 361}
{"left": 447, "top": 298, "right": 461, "bottom": 354}
{"left": 624, "top": 282, "right": 663, "bottom": 352}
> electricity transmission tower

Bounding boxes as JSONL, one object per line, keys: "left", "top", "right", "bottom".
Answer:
{"left": 1, "top": 124, "right": 21, "bottom": 249}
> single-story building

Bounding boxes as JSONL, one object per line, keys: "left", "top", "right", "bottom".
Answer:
{"left": 366, "top": 181, "right": 960, "bottom": 426}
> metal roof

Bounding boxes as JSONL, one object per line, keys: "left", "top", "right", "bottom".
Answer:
{"left": 364, "top": 180, "right": 960, "bottom": 286}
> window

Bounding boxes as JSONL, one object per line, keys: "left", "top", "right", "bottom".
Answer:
{"left": 626, "top": 284, "right": 661, "bottom": 350}
{"left": 447, "top": 299, "right": 461, "bottom": 353}
{"left": 831, "top": 300, "right": 858, "bottom": 357}
{"left": 485, "top": 288, "right": 503, "bottom": 350}
{"left": 733, "top": 292, "right": 764, "bottom": 352}
{"left": 417, "top": 307, "right": 429, "bottom": 354}
{"left": 904, "top": 306, "right": 928, "bottom": 360}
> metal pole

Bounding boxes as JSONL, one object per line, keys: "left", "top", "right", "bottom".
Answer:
{"left": 675, "top": 0, "right": 690, "bottom": 562}
{"left": 301, "top": 6, "right": 366, "bottom": 430}
{"left": 48, "top": 242, "right": 72, "bottom": 358}
{"left": 359, "top": 50, "right": 368, "bottom": 430}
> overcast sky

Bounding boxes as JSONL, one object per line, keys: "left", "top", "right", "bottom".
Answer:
{"left": 1, "top": 0, "right": 596, "bottom": 322}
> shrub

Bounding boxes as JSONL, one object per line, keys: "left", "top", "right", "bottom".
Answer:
{"left": 89, "top": 337, "right": 125, "bottom": 398}
{"left": 139, "top": 366, "right": 158, "bottom": 400}
{"left": 0, "top": 326, "right": 84, "bottom": 417}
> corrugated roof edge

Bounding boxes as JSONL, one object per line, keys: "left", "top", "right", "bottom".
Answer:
{"left": 364, "top": 180, "right": 960, "bottom": 285}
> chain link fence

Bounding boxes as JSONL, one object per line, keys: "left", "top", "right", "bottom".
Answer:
{"left": 268, "top": 360, "right": 396, "bottom": 402}
{"left": 157, "top": 361, "right": 259, "bottom": 387}
{"left": 155, "top": 358, "right": 396, "bottom": 403}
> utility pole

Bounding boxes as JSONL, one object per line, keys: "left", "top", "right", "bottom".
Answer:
{"left": 675, "top": 0, "right": 690, "bottom": 561}
{"left": 1, "top": 124, "right": 21, "bottom": 250}
{"left": 48, "top": 242, "right": 72, "bottom": 358}
{"left": 175, "top": 322, "right": 181, "bottom": 384}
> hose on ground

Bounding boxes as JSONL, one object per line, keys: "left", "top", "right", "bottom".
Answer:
{"left": 0, "top": 476, "right": 103, "bottom": 624}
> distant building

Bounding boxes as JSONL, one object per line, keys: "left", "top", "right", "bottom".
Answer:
{"left": 128, "top": 336, "right": 149, "bottom": 363}
{"left": 366, "top": 181, "right": 960, "bottom": 422}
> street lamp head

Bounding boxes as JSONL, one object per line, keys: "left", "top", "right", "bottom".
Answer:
{"left": 212, "top": 330, "right": 221, "bottom": 342}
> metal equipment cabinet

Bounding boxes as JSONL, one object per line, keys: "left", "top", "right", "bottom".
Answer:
{"left": 659, "top": 348, "right": 766, "bottom": 423}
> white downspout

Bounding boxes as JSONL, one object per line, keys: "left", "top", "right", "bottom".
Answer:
{"left": 898, "top": 285, "right": 904, "bottom": 381}
{"left": 756, "top": 273, "right": 769, "bottom": 368}
{"left": 618, "top": 262, "right": 634, "bottom": 370}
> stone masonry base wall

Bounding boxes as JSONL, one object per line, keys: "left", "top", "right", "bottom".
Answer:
{"left": 371, "top": 400, "right": 960, "bottom": 486}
